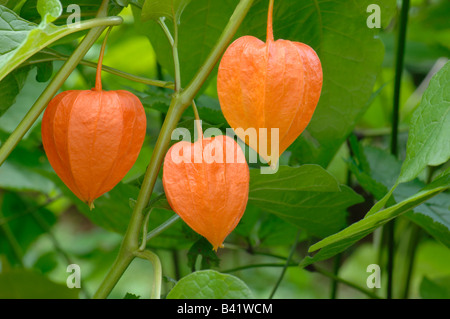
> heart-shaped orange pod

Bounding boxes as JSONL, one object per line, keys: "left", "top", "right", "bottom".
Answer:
{"left": 41, "top": 31, "right": 146, "bottom": 209}
{"left": 163, "top": 132, "right": 249, "bottom": 250}
{"left": 217, "top": 0, "right": 323, "bottom": 165}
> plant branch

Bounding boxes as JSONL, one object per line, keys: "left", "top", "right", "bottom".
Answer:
{"left": 146, "top": 214, "right": 180, "bottom": 242}
{"left": 134, "top": 250, "right": 162, "bottom": 299}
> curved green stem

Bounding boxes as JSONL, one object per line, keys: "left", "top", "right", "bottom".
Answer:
{"left": 134, "top": 250, "right": 162, "bottom": 299}
{"left": 0, "top": 16, "right": 122, "bottom": 166}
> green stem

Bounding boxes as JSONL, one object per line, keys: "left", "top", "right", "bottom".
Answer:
{"left": 391, "top": 0, "right": 410, "bottom": 157}
{"left": 401, "top": 223, "right": 421, "bottom": 299}
{"left": 0, "top": 18, "right": 122, "bottom": 167}
{"left": 22, "top": 53, "right": 174, "bottom": 89}
{"left": 330, "top": 253, "right": 342, "bottom": 299}
{"left": 0, "top": 16, "right": 123, "bottom": 84}
{"left": 157, "top": 18, "right": 175, "bottom": 47}
{"left": 157, "top": 17, "right": 180, "bottom": 91}
{"left": 134, "top": 250, "right": 162, "bottom": 299}
{"left": 94, "top": 0, "right": 255, "bottom": 298}
{"left": 386, "top": 0, "right": 410, "bottom": 300}
{"left": 268, "top": 230, "right": 300, "bottom": 299}
{"left": 172, "top": 19, "right": 181, "bottom": 92}
{"left": 146, "top": 214, "right": 180, "bottom": 242}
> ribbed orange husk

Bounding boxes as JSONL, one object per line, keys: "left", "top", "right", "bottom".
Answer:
{"left": 217, "top": 36, "right": 323, "bottom": 165}
{"left": 41, "top": 89, "right": 147, "bottom": 208}
{"left": 162, "top": 135, "right": 249, "bottom": 250}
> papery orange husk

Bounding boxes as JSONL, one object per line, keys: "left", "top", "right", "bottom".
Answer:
{"left": 41, "top": 89, "right": 147, "bottom": 209}
{"left": 217, "top": 0, "right": 323, "bottom": 165}
{"left": 162, "top": 134, "right": 249, "bottom": 250}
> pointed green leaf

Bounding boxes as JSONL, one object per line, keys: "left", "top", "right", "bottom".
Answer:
{"left": 249, "top": 165, "right": 363, "bottom": 238}
{"left": 398, "top": 61, "right": 450, "bottom": 183}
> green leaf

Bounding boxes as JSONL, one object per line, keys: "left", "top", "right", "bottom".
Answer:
{"left": 141, "top": 0, "right": 192, "bottom": 24}
{"left": 398, "top": 61, "right": 450, "bottom": 184}
{"left": 37, "top": 0, "right": 62, "bottom": 24}
{"left": 248, "top": 165, "right": 363, "bottom": 238}
{"left": 0, "top": 270, "right": 79, "bottom": 298}
{"left": 300, "top": 173, "right": 450, "bottom": 268}
{"left": 166, "top": 270, "right": 254, "bottom": 299}
{"left": 0, "top": 5, "right": 118, "bottom": 82}
{"left": 420, "top": 276, "right": 450, "bottom": 299}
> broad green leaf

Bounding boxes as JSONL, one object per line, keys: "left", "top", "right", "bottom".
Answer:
{"left": 0, "top": 5, "right": 118, "bottom": 82}
{"left": 249, "top": 165, "right": 363, "bottom": 238}
{"left": 0, "top": 270, "right": 79, "bottom": 298}
{"left": 300, "top": 173, "right": 450, "bottom": 268}
{"left": 141, "top": 0, "right": 192, "bottom": 24}
{"left": 166, "top": 270, "right": 254, "bottom": 299}
{"left": 398, "top": 61, "right": 450, "bottom": 184}
{"left": 37, "top": 0, "right": 62, "bottom": 24}
{"left": 420, "top": 276, "right": 450, "bottom": 299}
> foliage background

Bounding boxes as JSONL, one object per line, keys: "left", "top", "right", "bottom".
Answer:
{"left": 0, "top": 0, "right": 449, "bottom": 299}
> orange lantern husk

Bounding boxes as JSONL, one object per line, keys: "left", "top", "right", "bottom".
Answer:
{"left": 41, "top": 29, "right": 147, "bottom": 209}
{"left": 163, "top": 133, "right": 250, "bottom": 251}
{"left": 217, "top": 0, "right": 323, "bottom": 166}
